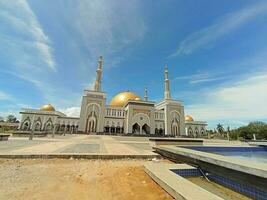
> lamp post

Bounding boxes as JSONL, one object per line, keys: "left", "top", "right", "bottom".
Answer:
{"left": 52, "top": 124, "right": 57, "bottom": 138}
{"left": 29, "top": 115, "right": 35, "bottom": 140}
{"left": 227, "top": 125, "right": 230, "bottom": 141}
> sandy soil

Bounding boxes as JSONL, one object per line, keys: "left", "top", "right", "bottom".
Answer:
{"left": 0, "top": 159, "right": 173, "bottom": 200}
{"left": 187, "top": 177, "right": 252, "bottom": 200}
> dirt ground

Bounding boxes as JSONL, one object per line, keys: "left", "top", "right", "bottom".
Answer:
{"left": 0, "top": 159, "right": 173, "bottom": 200}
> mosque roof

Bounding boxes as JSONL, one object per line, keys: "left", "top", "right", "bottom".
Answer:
{"left": 110, "top": 91, "right": 141, "bottom": 107}
{"left": 40, "top": 104, "right": 55, "bottom": 111}
{"left": 185, "top": 115, "right": 194, "bottom": 122}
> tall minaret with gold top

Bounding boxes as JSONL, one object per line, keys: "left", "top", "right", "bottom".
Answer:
{"left": 164, "top": 65, "right": 171, "bottom": 99}
{"left": 94, "top": 56, "right": 103, "bottom": 92}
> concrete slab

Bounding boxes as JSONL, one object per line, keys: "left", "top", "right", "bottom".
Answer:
{"left": 149, "top": 138, "right": 203, "bottom": 147}
{"left": 154, "top": 145, "right": 267, "bottom": 192}
{"left": 144, "top": 163, "right": 223, "bottom": 200}
{"left": 154, "top": 145, "right": 267, "bottom": 178}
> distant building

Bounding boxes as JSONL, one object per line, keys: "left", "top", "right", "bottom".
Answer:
{"left": 18, "top": 56, "right": 207, "bottom": 137}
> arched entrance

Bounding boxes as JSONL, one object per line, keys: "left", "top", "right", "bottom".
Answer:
{"left": 85, "top": 103, "right": 100, "bottom": 134}
{"left": 131, "top": 113, "right": 151, "bottom": 135}
{"left": 44, "top": 119, "right": 53, "bottom": 132}
{"left": 34, "top": 118, "right": 42, "bottom": 131}
{"left": 21, "top": 117, "right": 31, "bottom": 130}
{"left": 170, "top": 111, "right": 180, "bottom": 136}
{"left": 60, "top": 124, "right": 65, "bottom": 132}
{"left": 110, "top": 126, "right": 115, "bottom": 134}
{"left": 104, "top": 125, "right": 110, "bottom": 133}
{"left": 171, "top": 123, "right": 179, "bottom": 136}
{"left": 116, "top": 126, "right": 121, "bottom": 133}
{"left": 132, "top": 123, "right": 140, "bottom": 134}
{"left": 87, "top": 117, "right": 96, "bottom": 133}
{"left": 22, "top": 121, "right": 30, "bottom": 130}
{"left": 45, "top": 123, "right": 52, "bottom": 131}
{"left": 142, "top": 124, "right": 150, "bottom": 134}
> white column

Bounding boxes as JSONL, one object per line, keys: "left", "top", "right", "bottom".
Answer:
{"left": 52, "top": 124, "right": 56, "bottom": 138}
{"left": 29, "top": 115, "right": 36, "bottom": 140}
{"left": 64, "top": 124, "right": 67, "bottom": 135}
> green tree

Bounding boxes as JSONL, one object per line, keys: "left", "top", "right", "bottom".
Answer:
{"left": 6, "top": 115, "right": 17, "bottom": 123}
{"left": 238, "top": 126, "right": 253, "bottom": 140}
{"left": 248, "top": 121, "right": 267, "bottom": 140}
{"left": 228, "top": 121, "right": 267, "bottom": 140}
{"left": 258, "top": 124, "right": 267, "bottom": 139}
{"left": 229, "top": 129, "right": 239, "bottom": 140}
{"left": 216, "top": 123, "right": 224, "bottom": 135}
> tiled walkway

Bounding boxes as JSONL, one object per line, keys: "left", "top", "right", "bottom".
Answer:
{"left": 0, "top": 135, "right": 156, "bottom": 156}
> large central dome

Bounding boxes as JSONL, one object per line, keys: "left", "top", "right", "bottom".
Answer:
{"left": 40, "top": 104, "right": 55, "bottom": 111}
{"left": 110, "top": 91, "right": 141, "bottom": 107}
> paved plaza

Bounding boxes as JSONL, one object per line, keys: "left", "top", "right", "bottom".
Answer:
{"left": 0, "top": 134, "right": 157, "bottom": 156}
{"left": 0, "top": 134, "right": 250, "bottom": 157}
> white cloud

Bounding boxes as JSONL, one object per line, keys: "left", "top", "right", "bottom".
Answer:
{"left": 0, "top": 0, "right": 60, "bottom": 105}
{"left": 0, "top": 0, "right": 146, "bottom": 116}
{"left": 170, "top": 1, "right": 267, "bottom": 56}
{"left": 186, "top": 72, "right": 267, "bottom": 122}
{"left": 0, "top": 0, "right": 56, "bottom": 71}
{"left": 174, "top": 72, "right": 228, "bottom": 84}
{"left": 190, "top": 77, "right": 227, "bottom": 84}
{"left": 72, "top": 0, "right": 146, "bottom": 62}
{"left": 174, "top": 73, "right": 208, "bottom": 81}
{"left": 0, "top": 110, "right": 20, "bottom": 120}
{"left": 59, "top": 107, "right": 80, "bottom": 117}
{"left": 0, "top": 91, "right": 12, "bottom": 101}
{"left": 0, "top": 0, "right": 84, "bottom": 111}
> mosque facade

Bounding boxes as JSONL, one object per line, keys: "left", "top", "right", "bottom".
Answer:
{"left": 18, "top": 57, "right": 207, "bottom": 137}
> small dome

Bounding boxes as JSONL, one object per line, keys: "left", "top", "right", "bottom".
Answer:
{"left": 40, "top": 104, "right": 55, "bottom": 111}
{"left": 185, "top": 115, "right": 194, "bottom": 122}
{"left": 110, "top": 91, "right": 141, "bottom": 107}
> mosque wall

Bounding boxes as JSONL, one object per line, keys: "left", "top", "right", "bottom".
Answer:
{"left": 124, "top": 102, "right": 155, "bottom": 134}
{"left": 19, "top": 110, "right": 79, "bottom": 133}
{"left": 18, "top": 56, "right": 207, "bottom": 137}
{"left": 78, "top": 90, "right": 106, "bottom": 133}
{"left": 185, "top": 122, "right": 206, "bottom": 137}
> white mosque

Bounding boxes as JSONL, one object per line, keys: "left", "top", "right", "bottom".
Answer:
{"left": 18, "top": 56, "right": 207, "bottom": 137}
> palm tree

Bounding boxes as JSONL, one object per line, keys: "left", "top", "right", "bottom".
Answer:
{"left": 216, "top": 123, "right": 224, "bottom": 136}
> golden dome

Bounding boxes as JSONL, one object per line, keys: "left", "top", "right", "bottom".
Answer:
{"left": 185, "top": 115, "right": 194, "bottom": 122}
{"left": 110, "top": 91, "right": 141, "bottom": 107}
{"left": 40, "top": 104, "right": 55, "bottom": 111}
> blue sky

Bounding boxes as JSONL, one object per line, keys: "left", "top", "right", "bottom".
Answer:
{"left": 1, "top": 0, "right": 267, "bottom": 129}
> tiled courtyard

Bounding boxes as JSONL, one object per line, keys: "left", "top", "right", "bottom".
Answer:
{"left": 0, "top": 134, "right": 156, "bottom": 156}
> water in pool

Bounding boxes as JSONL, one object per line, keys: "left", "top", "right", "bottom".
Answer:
{"left": 183, "top": 146, "right": 267, "bottom": 163}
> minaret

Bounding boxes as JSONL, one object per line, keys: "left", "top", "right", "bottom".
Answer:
{"left": 93, "top": 56, "right": 103, "bottom": 92}
{"left": 144, "top": 87, "right": 148, "bottom": 101}
{"left": 164, "top": 65, "right": 171, "bottom": 99}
